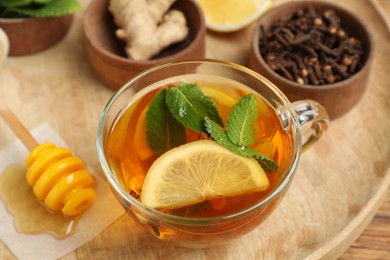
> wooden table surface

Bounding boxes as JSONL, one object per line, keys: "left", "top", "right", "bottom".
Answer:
{"left": 0, "top": 0, "right": 389, "bottom": 259}
{"left": 341, "top": 190, "right": 390, "bottom": 259}
{"left": 313, "top": 1, "right": 390, "bottom": 258}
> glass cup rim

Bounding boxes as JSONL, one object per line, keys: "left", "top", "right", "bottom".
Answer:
{"left": 96, "top": 58, "right": 302, "bottom": 224}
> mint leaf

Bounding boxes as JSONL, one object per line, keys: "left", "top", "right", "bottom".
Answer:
{"left": 205, "top": 117, "right": 278, "bottom": 173}
{"left": 251, "top": 151, "right": 279, "bottom": 173}
{"left": 146, "top": 89, "right": 186, "bottom": 156}
{"left": 0, "top": 0, "right": 32, "bottom": 8}
{"left": 227, "top": 94, "right": 258, "bottom": 146}
{"left": 1, "top": 0, "right": 79, "bottom": 18}
{"left": 204, "top": 117, "right": 237, "bottom": 150}
{"left": 33, "top": 0, "right": 56, "bottom": 4}
{"left": 165, "top": 83, "right": 223, "bottom": 133}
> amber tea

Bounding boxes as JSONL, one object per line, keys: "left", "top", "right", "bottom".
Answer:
{"left": 98, "top": 61, "right": 329, "bottom": 248}
{"left": 105, "top": 74, "right": 292, "bottom": 218}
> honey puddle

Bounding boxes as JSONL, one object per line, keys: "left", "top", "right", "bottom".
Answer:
{"left": 0, "top": 164, "right": 79, "bottom": 239}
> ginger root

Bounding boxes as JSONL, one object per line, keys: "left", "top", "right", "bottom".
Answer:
{"left": 108, "top": 0, "right": 189, "bottom": 61}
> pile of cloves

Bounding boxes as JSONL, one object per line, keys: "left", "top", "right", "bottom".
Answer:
{"left": 258, "top": 5, "right": 365, "bottom": 86}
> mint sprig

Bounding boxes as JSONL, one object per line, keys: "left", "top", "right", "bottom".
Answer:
{"left": 145, "top": 89, "right": 186, "bottom": 156}
{"left": 204, "top": 93, "right": 279, "bottom": 173}
{"left": 165, "top": 83, "right": 223, "bottom": 133}
{"left": 0, "top": 0, "right": 32, "bottom": 8}
{"left": 145, "top": 82, "right": 279, "bottom": 173}
{"left": 0, "top": 0, "right": 80, "bottom": 18}
{"left": 205, "top": 118, "right": 278, "bottom": 172}
{"left": 226, "top": 94, "right": 258, "bottom": 146}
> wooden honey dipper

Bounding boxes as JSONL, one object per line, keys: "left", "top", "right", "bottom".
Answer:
{"left": 0, "top": 103, "right": 96, "bottom": 216}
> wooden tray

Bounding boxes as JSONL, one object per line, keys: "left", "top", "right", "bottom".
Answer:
{"left": 0, "top": 0, "right": 389, "bottom": 259}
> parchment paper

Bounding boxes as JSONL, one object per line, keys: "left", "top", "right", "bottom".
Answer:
{"left": 0, "top": 123, "right": 125, "bottom": 260}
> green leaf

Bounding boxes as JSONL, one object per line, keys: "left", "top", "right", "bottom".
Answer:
{"left": 204, "top": 117, "right": 236, "bottom": 150}
{"left": 33, "top": 0, "right": 56, "bottom": 4}
{"left": 251, "top": 151, "right": 279, "bottom": 173}
{"left": 1, "top": 0, "right": 79, "bottom": 18}
{"left": 146, "top": 89, "right": 186, "bottom": 156}
{"left": 227, "top": 94, "right": 258, "bottom": 146}
{"left": 205, "top": 117, "right": 278, "bottom": 173}
{"left": 0, "top": 0, "right": 32, "bottom": 8}
{"left": 165, "top": 83, "right": 223, "bottom": 133}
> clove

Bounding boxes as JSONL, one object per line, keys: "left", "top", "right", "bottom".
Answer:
{"left": 258, "top": 5, "right": 365, "bottom": 86}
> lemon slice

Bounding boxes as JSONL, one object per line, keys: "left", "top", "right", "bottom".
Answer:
{"left": 141, "top": 140, "right": 269, "bottom": 209}
{"left": 196, "top": 0, "right": 273, "bottom": 32}
{"left": 201, "top": 85, "right": 236, "bottom": 107}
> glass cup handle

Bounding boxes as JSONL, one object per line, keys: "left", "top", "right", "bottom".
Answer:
{"left": 291, "top": 100, "right": 330, "bottom": 152}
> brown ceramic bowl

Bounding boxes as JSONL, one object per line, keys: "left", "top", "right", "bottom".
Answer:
{"left": 83, "top": 0, "right": 206, "bottom": 90}
{"left": 0, "top": 15, "right": 73, "bottom": 56}
{"left": 249, "top": 1, "right": 374, "bottom": 119}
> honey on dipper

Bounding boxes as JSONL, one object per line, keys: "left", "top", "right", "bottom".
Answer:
{"left": 0, "top": 104, "right": 96, "bottom": 238}
{"left": 26, "top": 142, "right": 96, "bottom": 216}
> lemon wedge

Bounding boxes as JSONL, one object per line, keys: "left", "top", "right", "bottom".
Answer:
{"left": 196, "top": 0, "right": 273, "bottom": 32}
{"left": 200, "top": 85, "right": 237, "bottom": 108}
{"left": 141, "top": 140, "right": 269, "bottom": 210}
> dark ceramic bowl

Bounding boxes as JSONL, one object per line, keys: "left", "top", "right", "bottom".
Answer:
{"left": 249, "top": 1, "right": 374, "bottom": 119}
{"left": 83, "top": 0, "right": 206, "bottom": 90}
{"left": 0, "top": 15, "right": 73, "bottom": 56}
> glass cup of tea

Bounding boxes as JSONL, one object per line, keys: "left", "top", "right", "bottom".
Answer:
{"left": 96, "top": 59, "right": 329, "bottom": 248}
